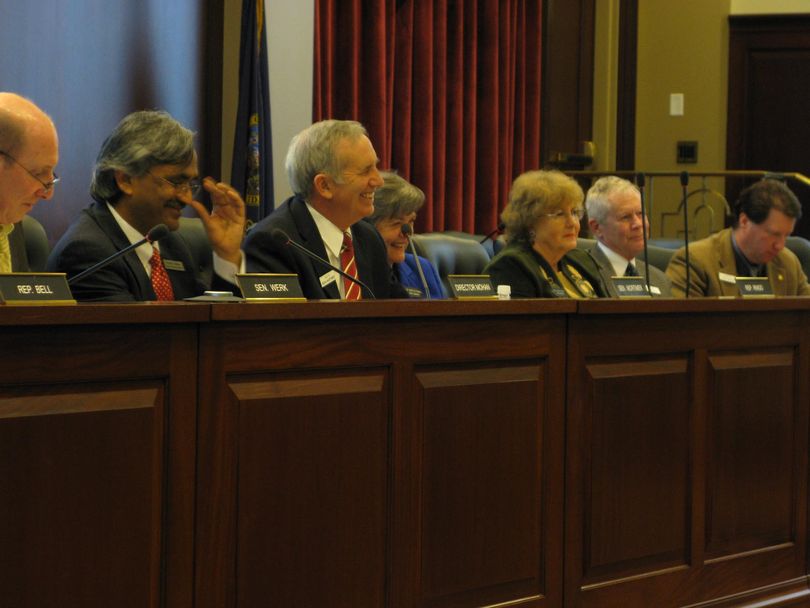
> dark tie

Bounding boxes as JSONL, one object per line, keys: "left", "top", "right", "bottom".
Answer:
{"left": 340, "top": 233, "right": 361, "bottom": 300}
{"left": 624, "top": 262, "right": 638, "bottom": 277}
{"left": 149, "top": 247, "right": 175, "bottom": 301}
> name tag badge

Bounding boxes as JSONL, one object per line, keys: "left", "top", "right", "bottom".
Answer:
{"left": 236, "top": 273, "right": 306, "bottom": 302}
{"left": 162, "top": 259, "right": 185, "bottom": 272}
{"left": 650, "top": 286, "right": 662, "bottom": 296}
{"left": 718, "top": 272, "right": 736, "bottom": 285}
{"left": 320, "top": 270, "right": 338, "bottom": 288}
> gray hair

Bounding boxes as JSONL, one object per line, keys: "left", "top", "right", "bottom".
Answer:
{"left": 285, "top": 119, "right": 369, "bottom": 201}
{"left": 90, "top": 110, "right": 196, "bottom": 203}
{"left": 585, "top": 176, "right": 640, "bottom": 224}
{"left": 367, "top": 171, "right": 425, "bottom": 224}
{"left": 501, "top": 170, "right": 584, "bottom": 244}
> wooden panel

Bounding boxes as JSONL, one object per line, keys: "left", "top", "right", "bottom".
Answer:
{"left": 230, "top": 370, "right": 390, "bottom": 608}
{"left": 566, "top": 306, "right": 810, "bottom": 608}
{"left": 0, "top": 382, "right": 164, "bottom": 608}
{"left": 582, "top": 357, "right": 690, "bottom": 582}
{"left": 0, "top": 314, "right": 198, "bottom": 608}
{"left": 416, "top": 363, "right": 546, "bottom": 608}
{"left": 726, "top": 16, "right": 810, "bottom": 239}
{"left": 705, "top": 350, "right": 796, "bottom": 559}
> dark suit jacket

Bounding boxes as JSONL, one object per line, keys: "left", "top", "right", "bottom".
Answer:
{"left": 46, "top": 201, "right": 226, "bottom": 302}
{"left": 9, "top": 222, "right": 29, "bottom": 272}
{"left": 245, "top": 195, "right": 407, "bottom": 299}
{"left": 587, "top": 241, "right": 672, "bottom": 297}
{"left": 484, "top": 241, "right": 607, "bottom": 298}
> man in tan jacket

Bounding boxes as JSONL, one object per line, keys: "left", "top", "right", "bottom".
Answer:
{"left": 666, "top": 179, "right": 810, "bottom": 297}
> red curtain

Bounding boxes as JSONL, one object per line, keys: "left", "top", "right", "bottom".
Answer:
{"left": 314, "top": 0, "right": 542, "bottom": 233}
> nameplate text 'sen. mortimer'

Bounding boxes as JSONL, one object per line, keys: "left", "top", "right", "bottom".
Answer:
{"left": 236, "top": 273, "right": 307, "bottom": 302}
{"left": 447, "top": 274, "right": 497, "bottom": 299}
{"left": 0, "top": 273, "right": 76, "bottom": 305}
{"left": 611, "top": 276, "right": 652, "bottom": 298}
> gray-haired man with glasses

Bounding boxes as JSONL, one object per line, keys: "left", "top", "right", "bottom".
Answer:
{"left": 48, "top": 110, "right": 247, "bottom": 301}
{"left": 0, "top": 92, "right": 59, "bottom": 272}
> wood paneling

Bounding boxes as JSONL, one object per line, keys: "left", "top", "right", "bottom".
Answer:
{"left": 0, "top": 306, "right": 200, "bottom": 608}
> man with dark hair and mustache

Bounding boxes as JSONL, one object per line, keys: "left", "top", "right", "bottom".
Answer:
{"left": 47, "top": 110, "right": 246, "bottom": 301}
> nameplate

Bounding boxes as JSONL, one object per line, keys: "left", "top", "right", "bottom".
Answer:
{"left": 611, "top": 276, "right": 652, "bottom": 298}
{"left": 236, "top": 273, "right": 307, "bottom": 302}
{"left": 0, "top": 273, "right": 75, "bottom": 305}
{"left": 736, "top": 276, "right": 774, "bottom": 298}
{"left": 447, "top": 275, "right": 497, "bottom": 299}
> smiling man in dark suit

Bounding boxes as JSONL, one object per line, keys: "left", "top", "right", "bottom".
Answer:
{"left": 244, "top": 119, "right": 406, "bottom": 299}
{"left": 47, "top": 110, "right": 246, "bottom": 301}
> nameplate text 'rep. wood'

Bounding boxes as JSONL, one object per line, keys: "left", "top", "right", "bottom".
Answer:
{"left": 736, "top": 276, "right": 774, "bottom": 298}
{"left": 611, "top": 276, "right": 652, "bottom": 298}
{"left": 0, "top": 273, "right": 75, "bottom": 305}
{"left": 447, "top": 274, "right": 497, "bottom": 299}
{"left": 236, "top": 273, "right": 307, "bottom": 302}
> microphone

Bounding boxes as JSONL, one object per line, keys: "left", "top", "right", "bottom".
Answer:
{"left": 680, "top": 171, "right": 691, "bottom": 298}
{"left": 479, "top": 221, "right": 505, "bottom": 245}
{"left": 270, "top": 228, "right": 376, "bottom": 299}
{"left": 636, "top": 173, "right": 651, "bottom": 295}
{"left": 400, "top": 223, "right": 431, "bottom": 300}
{"left": 68, "top": 224, "right": 170, "bottom": 286}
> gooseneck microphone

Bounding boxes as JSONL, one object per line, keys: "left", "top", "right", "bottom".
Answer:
{"left": 636, "top": 173, "right": 651, "bottom": 295}
{"left": 400, "top": 223, "right": 431, "bottom": 300}
{"left": 68, "top": 224, "right": 170, "bottom": 285}
{"left": 680, "top": 171, "right": 691, "bottom": 298}
{"left": 479, "top": 221, "right": 506, "bottom": 245}
{"left": 269, "top": 228, "right": 376, "bottom": 299}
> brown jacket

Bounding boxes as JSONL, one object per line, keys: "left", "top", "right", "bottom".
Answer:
{"left": 665, "top": 228, "right": 810, "bottom": 297}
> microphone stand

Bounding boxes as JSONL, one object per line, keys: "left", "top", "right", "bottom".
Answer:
{"left": 637, "top": 173, "right": 651, "bottom": 295}
{"left": 68, "top": 224, "right": 169, "bottom": 285}
{"left": 680, "top": 171, "right": 691, "bottom": 298}
{"left": 401, "top": 224, "right": 431, "bottom": 300}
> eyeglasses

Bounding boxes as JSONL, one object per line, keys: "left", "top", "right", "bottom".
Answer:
{"left": 0, "top": 150, "right": 60, "bottom": 192}
{"left": 543, "top": 207, "right": 585, "bottom": 221}
{"left": 147, "top": 170, "right": 201, "bottom": 197}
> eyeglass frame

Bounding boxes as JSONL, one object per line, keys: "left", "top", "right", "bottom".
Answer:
{"left": 542, "top": 207, "right": 585, "bottom": 221}
{"left": 146, "top": 170, "right": 202, "bottom": 197}
{"left": 0, "top": 150, "right": 60, "bottom": 192}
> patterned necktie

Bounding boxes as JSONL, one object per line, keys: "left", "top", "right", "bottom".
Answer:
{"left": 149, "top": 247, "right": 175, "bottom": 301}
{"left": 624, "top": 262, "right": 638, "bottom": 277}
{"left": 0, "top": 227, "right": 11, "bottom": 274}
{"left": 340, "top": 232, "right": 362, "bottom": 300}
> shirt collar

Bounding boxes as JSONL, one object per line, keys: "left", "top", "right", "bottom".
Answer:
{"left": 305, "top": 201, "right": 351, "bottom": 260}
{"left": 106, "top": 202, "right": 156, "bottom": 268}
{"left": 597, "top": 241, "right": 634, "bottom": 276}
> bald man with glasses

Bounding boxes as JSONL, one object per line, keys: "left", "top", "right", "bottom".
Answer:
{"left": 48, "top": 110, "right": 246, "bottom": 301}
{"left": 0, "top": 92, "right": 59, "bottom": 273}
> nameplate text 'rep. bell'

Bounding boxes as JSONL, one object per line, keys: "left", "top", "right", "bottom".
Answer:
{"left": 447, "top": 275, "right": 497, "bottom": 299}
{"left": 236, "top": 273, "right": 307, "bottom": 302}
{"left": 736, "top": 276, "right": 774, "bottom": 298}
{"left": 0, "top": 273, "right": 75, "bottom": 305}
{"left": 611, "top": 276, "right": 652, "bottom": 298}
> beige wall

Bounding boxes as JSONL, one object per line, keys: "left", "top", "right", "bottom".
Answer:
{"left": 635, "top": 0, "right": 730, "bottom": 239}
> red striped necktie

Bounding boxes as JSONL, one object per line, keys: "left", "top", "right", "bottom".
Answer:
{"left": 149, "top": 247, "right": 175, "bottom": 301}
{"left": 340, "top": 232, "right": 361, "bottom": 300}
